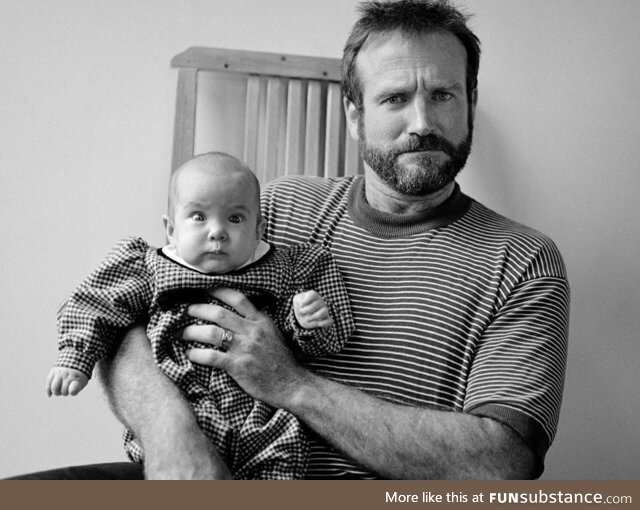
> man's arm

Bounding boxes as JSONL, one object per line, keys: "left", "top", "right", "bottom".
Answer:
{"left": 96, "top": 323, "right": 232, "bottom": 480}
{"left": 283, "top": 369, "right": 535, "bottom": 479}
{"left": 185, "top": 289, "right": 537, "bottom": 480}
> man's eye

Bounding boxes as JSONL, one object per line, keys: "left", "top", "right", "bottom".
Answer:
{"left": 433, "top": 91, "right": 453, "bottom": 102}
{"left": 229, "top": 215, "right": 243, "bottom": 224}
{"left": 384, "top": 95, "right": 405, "bottom": 105}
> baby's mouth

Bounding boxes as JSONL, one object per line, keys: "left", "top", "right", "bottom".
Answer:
{"left": 208, "top": 243, "right": 226, "bottom": 255}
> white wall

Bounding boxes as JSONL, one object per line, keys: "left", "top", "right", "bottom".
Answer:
{"left": 1, "top": 0, "right": 638, "bottom": 479}
{"left": 462, "top": 0, "right": 640, "bottom": 480}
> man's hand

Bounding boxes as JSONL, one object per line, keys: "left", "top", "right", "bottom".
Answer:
{"left": 183, "top": 288, "right": 308, "bottom": 409}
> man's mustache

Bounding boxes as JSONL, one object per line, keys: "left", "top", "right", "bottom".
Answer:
{"left": 401, "top": 134, "right": 456, "bottom": 155}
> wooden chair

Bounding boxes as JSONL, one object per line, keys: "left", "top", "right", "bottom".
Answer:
{"left": 170, "top": 46, "right": 363, "bottom": 184}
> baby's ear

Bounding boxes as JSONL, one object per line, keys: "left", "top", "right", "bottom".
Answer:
{"left": 163, "top": 214, "right": 175, "bottom": 244}
{"left": 256, "top": 216, "right": 267, "bottom": 240}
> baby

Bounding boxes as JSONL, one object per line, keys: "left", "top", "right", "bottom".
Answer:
{"left": 47, "top": 152, "right": 354, "bottom": 479}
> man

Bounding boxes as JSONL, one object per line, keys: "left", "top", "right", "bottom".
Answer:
{"left": 12, "top": 0, "right": 569, "bottom": 479}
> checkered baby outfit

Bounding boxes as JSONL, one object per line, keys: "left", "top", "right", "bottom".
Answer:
{"left": 55, "top": 236, "right": 354, "bottom": 479}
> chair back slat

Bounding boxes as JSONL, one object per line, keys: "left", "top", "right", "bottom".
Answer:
{"left": 324, "top": 82, "right": 343, "bottom": 179}
{"left": 304, "top": 81, "right": 325, "bottom": 178}
{"left": 243, "top": 75, "right": 262, "bottom": 172}
{"left": 262, "top": 77, "right": 287, "bottom": 184}
{"left": 172, "top": 68, "right": 198, "bottom": 172}
{"left": 284, "top": 79, "right": 306, "bottom": 177}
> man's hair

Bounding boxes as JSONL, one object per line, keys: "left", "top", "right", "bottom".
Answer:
{"left": 342, "top": 0, "right": 481, "bottom": 110}
{"left": 167, "top": 151, "right": 261, "bottom": 219}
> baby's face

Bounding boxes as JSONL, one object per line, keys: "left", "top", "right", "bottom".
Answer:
{"left": 166, "top": 162, "right": 263, "bottom": 274}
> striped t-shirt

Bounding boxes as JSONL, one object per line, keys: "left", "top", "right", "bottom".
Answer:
{"left": 261, "top": 175, "right": 569, "bottom": 479}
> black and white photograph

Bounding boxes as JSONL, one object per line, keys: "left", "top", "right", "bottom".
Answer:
{"left": 1, "top": 0, "right": 638, "bottom": 490}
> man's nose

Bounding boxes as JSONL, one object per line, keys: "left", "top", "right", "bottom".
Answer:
{"left": 407, "top": 97, "right": 436, "bottom": 136}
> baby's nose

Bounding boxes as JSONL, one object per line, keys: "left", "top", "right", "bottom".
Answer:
{"left": 208, "top": 223, "right": 227, "bottom": 240}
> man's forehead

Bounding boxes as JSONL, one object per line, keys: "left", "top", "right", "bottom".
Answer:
{"left": 357, "top": 30, "right": 467, "bottom": 75}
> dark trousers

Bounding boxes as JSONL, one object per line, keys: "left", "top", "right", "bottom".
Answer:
{"left": 4, "top": 462, "right": 365, "bottom": 480}
{"left": 4, "top": 462, "right": 144, "bottom": 480}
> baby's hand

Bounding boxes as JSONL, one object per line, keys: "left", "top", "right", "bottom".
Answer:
{"left": 46, "top": 367, "right": 89, "bottom": 397}
{"left": 293, "top": 290, "right": 334, "bottom": 330}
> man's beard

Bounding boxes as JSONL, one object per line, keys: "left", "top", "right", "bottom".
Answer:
{"left": 358, "top": 115, "right": 473, "bottom": 196}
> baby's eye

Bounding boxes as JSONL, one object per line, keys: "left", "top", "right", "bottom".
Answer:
{"left": 192, "top": 212, "right": 206, "bottom": 222}
{"left": 228, "top": 214, "right": 243, "bottom": 224}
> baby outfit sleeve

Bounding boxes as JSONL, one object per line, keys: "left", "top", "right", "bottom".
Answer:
{"left": 54, "top": 236, "right": 155, "bottom": 378}
{"left": 284, "top": 244, "right": 355, "bottom": 358}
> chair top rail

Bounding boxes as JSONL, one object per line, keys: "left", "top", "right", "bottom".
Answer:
{"left": 171, "top": 46, "right": 342, "bottom": 82}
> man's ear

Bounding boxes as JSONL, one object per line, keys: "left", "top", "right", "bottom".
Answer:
{"left": 163, "top": 214, "right": 175, "bottom": 244}
{"left": 344, "top": 96, "right": 360, "bottom": 141}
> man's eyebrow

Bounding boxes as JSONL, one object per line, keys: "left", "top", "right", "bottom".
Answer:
{"left": 370, "top": 81, "right": 410, "bottom": 101}
{"left": 372, "top": 77, "right": 464, "bottom": 95}
{"left": 435, "top": 82, "right": 465, "bottom": 92}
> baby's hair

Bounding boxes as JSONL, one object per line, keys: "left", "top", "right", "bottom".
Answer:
{"left": 167, "top": 151, "right": 261, "bottom": 219}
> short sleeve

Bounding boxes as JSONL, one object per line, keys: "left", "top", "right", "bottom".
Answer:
{"left": 464, "top": 274, "right": 570, "bottom": 475}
